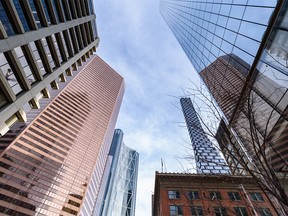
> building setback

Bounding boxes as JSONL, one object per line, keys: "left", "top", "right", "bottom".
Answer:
{"left": 180, "top": 97, "right": 229, "bottom": 174}
{"left": 99, "top": 129, "right": 139, "bottom": 216}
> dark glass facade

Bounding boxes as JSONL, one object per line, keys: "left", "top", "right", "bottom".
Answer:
{"left": 0, "top": 1, "right": 16, "bottom": 35}
{"left": 160, "top": 0, "right": 277, "bottom": 73}
{"left": 161, "top": 1, "right": 288, "bottom": 172}
{"left": 12, "top": 0, "right": 31, "bottom": 31}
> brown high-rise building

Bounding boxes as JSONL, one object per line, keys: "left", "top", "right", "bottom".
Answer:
{"left": 152, "top": 172, "right": 277, "bottom": 216}
{"left": 200, "top": 54, "right": 288, "bottom": 173}
{"left": 0, "top": 55, "right": 124, "bottom": 215}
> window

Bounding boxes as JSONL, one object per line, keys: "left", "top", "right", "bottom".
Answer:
{"left": 228, "top": 192, "right": 241, "bottom": 201}
{"left": 188, "top": 191, "right": 200, "bottom": 200}
{"left": 234, "top": 207, "right": 248, "bottom": 216}
{"left": 214, "top": 207, "right": 227, "bottom": 216}
{"left": 250, "top": 192, "right": 264, "bottom": 201}
{"left": 209, "top": 191, "right": 222, "bottom": 200}
{"left": 191, "top": 206, "right": 203, "bottom": 216}
{"left": 258, "top": 208, "right": 272, "bottom": 216}
{"left": 168, "top": 190, "right": 180, "bottom": 199}
{"left": 170, "top": 205, "right": 183, "bottom": 216}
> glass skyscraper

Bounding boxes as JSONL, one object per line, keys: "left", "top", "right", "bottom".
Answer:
{"left": 99, "top": 129, "right": 139, "bottom": 216}
{"left": 160, "top": 1, "right": 288, "bottom": 172}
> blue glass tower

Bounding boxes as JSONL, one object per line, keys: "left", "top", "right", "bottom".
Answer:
{"left": 97, "top": 129, "right": 139, "bottom": 216}
{"left": 180, "top": 98, "right": 230, "bottom": 174}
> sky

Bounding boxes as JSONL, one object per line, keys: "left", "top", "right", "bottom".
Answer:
{"left": 95, "top": 1, "right": 201, "bottom": 215}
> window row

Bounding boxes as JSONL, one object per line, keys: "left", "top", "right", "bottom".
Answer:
{"left": 0, "top": 0, "right": 95, "bottom": 36}
{"left": 168, "top": 190, "right": 264, "bottom": 201}
{"left": 169, "top": 205, "right": 272, "bottom": 216}
{"left": 0, "top": 24, "right": 93, "bottom": 98}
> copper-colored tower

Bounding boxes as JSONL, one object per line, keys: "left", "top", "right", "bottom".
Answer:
{"left": 0, "top": 56, "right": 124, "bottom": 215}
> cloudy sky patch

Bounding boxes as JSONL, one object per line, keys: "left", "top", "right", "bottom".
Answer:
{"left": 95, "top": 0, "right": 199, "bottom": 215}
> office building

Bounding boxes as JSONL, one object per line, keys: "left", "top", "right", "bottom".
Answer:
{"left": 99, "top": 129, "right": 139, "bottom": 216}
{"left": 160, "top": 1, "right": 288, "bottom": 171}
{"left": 0, "top": 0, "right": 99, "bottom": 137}
{"left": 0, "top": 1, "right": 126, "bottom": 215}
{"left": 0, "top": 55, "right": 124, "bottom": 215}
{"left": 152, "top": 172, "right": 277, "bottom": 216}
{"left": 180, "top": 97, "right": 229, "bottom": 174}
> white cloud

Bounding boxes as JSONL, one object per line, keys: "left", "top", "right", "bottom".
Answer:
{"left": 95, "top": 0, "right": 199, "bottom": 215}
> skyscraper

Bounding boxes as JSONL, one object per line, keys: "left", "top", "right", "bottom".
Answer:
{"left": 161, "top": 1, "right": 288, "bottom": 213}
{"left": 0, "top": 1, "right": 126, "bottom": 215}
{"left": 0, "top": 0, "right": 98, "bottom": 137}
{"left": 100, "top": 129, "right": 139, "bottom": 216}
{"left": 0, "top": 55, "right": 124, "bottom": 215}
{"left": 202, "top": 54, "right": 288, "bottom": 173}
{"left": 160, "top": 1, "right": 288, "bottom": 172}
{"left": 180, "top": 98, "right": 229, "bottom": 174}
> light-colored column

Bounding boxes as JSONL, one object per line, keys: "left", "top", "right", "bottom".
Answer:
{"left": 0, "top": 21, "right": 8, "bottom": 39}
{"left": 69, "top": 28, "right": 79, "bottom": 53}
{"left": 46, "top": 35, "right": 61, "bottom": 67}
{"left": 80, "top": 0, "right": 87, "bottom": 17}
{"left": 75, "top": 26, "right": 84, "bottom": 50}
{"left": 0, "top": 68, "right": 16, "bottom": 102}
{"left": 69, "top": 0, "right": 78, "bottom": 19}
{"left": 50, "top": 80, "right": 59, "bottom": 90}
{"left": 45, "top": 0, "right": 58, "bottom": 24}
{"left": 34, "top": 0, "right": 49, "bottom": 27}
{"left": 54, "top": 0, "right": 65, "bottom": 22}
{"left": 80, "top": 24, "right": 88, "bottom": 47}
{"left": 21, "top": 0, "right": 38, "bottom": 30}
{"left": 35, "top": 39, "right": 53, "bottom": 74}
{"left": 21, "top": 44, "right": 43, "bottom": 81}
{"left": 74, "top": 0, "right": 83, "bottom": 18}
{"left": 84, "top": 22, "right": 92, "bottom": 44}
{"left": 4, "top": 50, "right": 31, "bottom": 90}
{"left": 62, "top": 30, "right": 74, "bottom": 57}
{"left": 55, "top": 32, "right": 68, "bottom": 62}
{"left": 61, "top": 0, "right": 72, "bottom": 20}
{"left": 4, "top": 0, "right": 25, "bottom": 33}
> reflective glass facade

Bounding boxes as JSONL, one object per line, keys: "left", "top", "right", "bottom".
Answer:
{"left": 180, "top": 98, "right": 230, "bottom": 174}
{"left": 161, "top": 1, "right": 288, "bottom": 172}
{"left": 100, "top": 129, "right": 139, "bottom": 216}
{"left": 0, "top": 56, "right": 124, "bottom": 215}
{"left": 160, "top": 0, "right": 277, "bottom": 73}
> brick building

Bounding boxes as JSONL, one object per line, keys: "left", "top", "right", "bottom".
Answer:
{"left": 153, "top": 172, "right": 277, "bottom": 216}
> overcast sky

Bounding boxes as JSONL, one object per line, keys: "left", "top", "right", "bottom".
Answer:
{"left": 95, "top": 1, "right": 200, "bottom": 215}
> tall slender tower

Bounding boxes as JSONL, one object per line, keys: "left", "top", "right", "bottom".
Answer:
{"left": 180, "top": 98, "right": 229, "bottom": 174}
